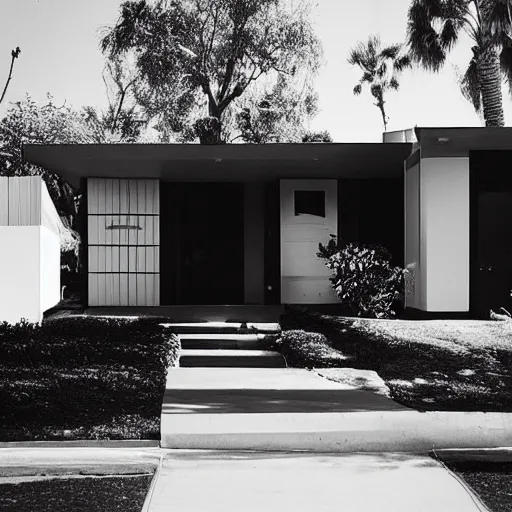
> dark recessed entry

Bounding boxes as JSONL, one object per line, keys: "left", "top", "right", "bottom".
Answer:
{"left": 160, "top": 182, "right": 245, "bottom": 305}
{"left": 294, "top": 190, "right": 325, "bottom": 217}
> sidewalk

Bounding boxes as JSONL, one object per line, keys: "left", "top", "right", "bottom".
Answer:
{"left": 147, "top": 450, "right": 490, "bottom": 512}
{"left": 161, "top": 368, "right": 512, "bottom": 451}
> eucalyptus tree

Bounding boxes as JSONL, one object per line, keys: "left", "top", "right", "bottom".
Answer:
{"left": 407, "top": 0, "right": 512, "bottom": 127}
{"left": 100, "top": 0, "right": 323, "bottom": 143}
{"left": 348, "top": 34, "right": 411, "bottom": 131}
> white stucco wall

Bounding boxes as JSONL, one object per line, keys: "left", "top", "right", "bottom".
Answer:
{"left": 0, "top": 177, "right": 62, "bottom": 324}
{"left": 407, "top": 157, "right": 470, "bottom": 312}
{"left": 0, "top": 226, "right": 42, "bottom": 324}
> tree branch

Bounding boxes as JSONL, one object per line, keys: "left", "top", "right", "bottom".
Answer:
{"left": 0, "top": 47, "right": 21, "bottom": 106}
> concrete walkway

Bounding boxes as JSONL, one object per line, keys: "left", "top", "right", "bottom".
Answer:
{"left": 161, "top": 367, "right": 512, "bottom": 451}
{"left": 147, "top": 450, "right": 489, "bottom": 512}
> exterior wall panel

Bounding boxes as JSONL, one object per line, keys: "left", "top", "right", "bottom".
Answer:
{"left": 420, "top": 157, "right": 470, "bottom": 312}
{"left": 0, "top": 176, "right": 62, "bottom": 324}
{"left": 86, "top": 178, "right": 160, "bottom": 306}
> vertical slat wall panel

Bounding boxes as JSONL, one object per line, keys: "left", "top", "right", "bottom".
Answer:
{"left": 0, "top": 177, "right": 43, "bottom": 227}
{"left": 87, "top": 178, "right": 160, "bottom": 306}
{"left": 0, "top": 178, "right": 9, "bottom": 224}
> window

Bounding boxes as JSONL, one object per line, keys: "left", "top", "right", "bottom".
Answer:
{"left": 294, "top": 190, "right": 325, "bottom": 217}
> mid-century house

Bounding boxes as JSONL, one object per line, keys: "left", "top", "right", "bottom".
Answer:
{"left": 0, "top": 126, "right": 509, "bottom": 323}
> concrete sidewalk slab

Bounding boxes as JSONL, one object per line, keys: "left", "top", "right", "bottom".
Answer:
{"left": 147, "top": 451, "right": 487, "bottom": 512}
{"left": 161, "top": 368, "right": 512, "bottom": 451}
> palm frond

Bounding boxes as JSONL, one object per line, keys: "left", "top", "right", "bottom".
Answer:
{"left": 458, "top": 58, "right": 482, "bottom": 113}
{"left": 379, "top": 43, "right": 401, "bottom": 60}
{"left": 481, "top": 0, "right": 512, "bottom": 38}
{"left": 406, "top": 0, "right": 467, "bottom": 71}
{"left": 353, "top": 84, "right": 362, "bottom": 95}
{"left": 389, "top": 77, "right": 400, "bottom": 90}
{"left": 393, "top": 54, "right": 412, "bottom": 72}
{"left": 376, "top": 61, "right": 388, "bottom": 79}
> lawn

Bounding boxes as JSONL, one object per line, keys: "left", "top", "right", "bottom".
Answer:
{"left": 0, "top": 316, "right": 179, "bottom": 441}
{"left": 277, "top": 306, "right": 512, "bottom": 411}
{"left": 0, "top": 474, "right": 153, "bottom": 512}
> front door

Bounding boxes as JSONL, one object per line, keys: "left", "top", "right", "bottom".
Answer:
{"left": 161, "top": 183, "right": 244, "bottom": 305}
{"left": 280, "top": 179, "right": 338, "bottom": 303}
{"left": 471, "top": 151, "right": 512, "bottom": 318}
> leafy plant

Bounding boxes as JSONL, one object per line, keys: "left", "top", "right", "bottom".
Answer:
{"left": 317, "top": 235, "right": 406, "bottom": 319}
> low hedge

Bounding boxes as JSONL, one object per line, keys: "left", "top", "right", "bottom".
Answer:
{"left": 0, "top": 316, "right": 180, "bottom": 441}
{"left": 0, "top": 316, "right": 178, "bottom": 370}
{"left": 273, "top": 329, "right": 348, "bottom": 369}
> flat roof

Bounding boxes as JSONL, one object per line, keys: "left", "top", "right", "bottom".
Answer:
{"left": 415, "top": 127, "right": 512, "bottom": 157}
{"left": 23, "top": 143, "right": 413, "bottom": 188}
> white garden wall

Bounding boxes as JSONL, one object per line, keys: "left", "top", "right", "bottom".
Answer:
{"left": 0, "top": 177, "right": 62, "bottom": 324}
{"left": 405, "top": 157, "right": 470, "bottom": 312}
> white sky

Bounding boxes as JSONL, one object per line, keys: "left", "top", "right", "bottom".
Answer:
{"left": 1, "top": 0, "right": 511, "bottom": 142}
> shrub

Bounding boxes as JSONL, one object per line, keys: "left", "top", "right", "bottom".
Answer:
{"left": 317, "top": 235, "right": 406, "bottom": 319}
{"left": 0, "top": 316, "right": 179, "bottom": 370}
{"left": 276, "top": 329, "right": 348, "bottom": 368}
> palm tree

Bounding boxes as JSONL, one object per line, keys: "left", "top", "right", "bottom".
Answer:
{"left": 407, "top": 0, "right": 512, "bottom": 127}
{"left": 348, "top": 35, "right": 411, "bottom": 131}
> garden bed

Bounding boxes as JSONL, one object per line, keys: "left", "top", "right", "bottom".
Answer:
{"left": 0, "top": 316, "right": 179, "bottom": 441}
{"left": 277, "top": 306, "right": 512, "bottom": 411}
{"left": 0, "top": 474, "right": 153, "bottom": 512}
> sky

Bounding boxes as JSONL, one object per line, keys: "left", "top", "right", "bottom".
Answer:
{"left": 1, "top": 0, "right": 512, "bottom": 143}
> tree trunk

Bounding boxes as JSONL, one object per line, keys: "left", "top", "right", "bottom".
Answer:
{"left": 477, "top": 46, "right": 505, "bottom": 127}
{"left": 375, "top": 97, "right": 388, "bottom": 131}
{"left": 378, "top": 102, "right": 388, "bottom": 131}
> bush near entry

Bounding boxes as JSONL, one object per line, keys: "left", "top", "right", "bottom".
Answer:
{"left": 317, "top": 235, "right": 406, "bottom": 319}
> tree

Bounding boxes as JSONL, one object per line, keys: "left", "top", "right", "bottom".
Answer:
{"left": 100, "top": 0, "right": 323, "bottom": 144}
{"left": 348, "top": 35, "right": 411, "bottom": 131}
{"left": 406, "top": 0, "right": 512, "bottom": 127}
{"left": 233, "top": 74, "right": 320, "bottom": 143}
{"left": 0, "top": 47, "right": 21, "bottom": 106}
{"left": 302, "top": 130, "right": 333, "bottom": 142}
{"left": 83, "top": 58, "right": 146, "bottom": 142}
{"left": 0, "top": 95, "right": 95, "bottom": 246}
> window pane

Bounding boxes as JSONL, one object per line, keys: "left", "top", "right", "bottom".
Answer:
{"left": 294, "top": 190, "right": 325, "bottom": 217}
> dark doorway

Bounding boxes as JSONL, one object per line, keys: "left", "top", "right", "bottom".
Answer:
{"left": 160, "top": 183, "right": 245, "bottom": 305}
{"left": 470, "top": 151, "right": 512, "bottom": 318}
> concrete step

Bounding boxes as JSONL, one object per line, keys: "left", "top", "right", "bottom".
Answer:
{"left": 161, "top": 322, "right": 281, "bottom": 335}
{"left": 178, "top": 349, "right": 287, "bottom": 368}
{"left": 179, "top": 333, "right": 268, "bottom": 350}
{"left": 160, "top": 410, "right": 512, "bottom": 452}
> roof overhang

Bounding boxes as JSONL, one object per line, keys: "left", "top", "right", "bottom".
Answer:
{"left": 23, "top": 143, "right": 413, "bottom": 189}
{"left": 414, "top": 127, "right": 512, "bottom": 157}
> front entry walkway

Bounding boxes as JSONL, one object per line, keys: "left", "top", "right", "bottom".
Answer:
{"left": 160, "top": 322, "right": 512, "bottom": 452}
{"left": 148, "top": 451, "right": 486, "bottom": 512}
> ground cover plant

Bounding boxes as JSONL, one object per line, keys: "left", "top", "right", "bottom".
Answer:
{"left": 0, "top": 316, "right": 179, "bottom": 441}
{"left": 0, "top": 474, "right": 153, "bottom": 512}
{"left": 441, "top": 459, "right": 512, "bottom": 512}
{"left": 278, "top": 306, "right": 512, "bottom": 411}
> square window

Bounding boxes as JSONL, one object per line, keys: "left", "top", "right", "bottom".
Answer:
{"left": 294, "top": 190, "right": 325, "bottom": 217}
